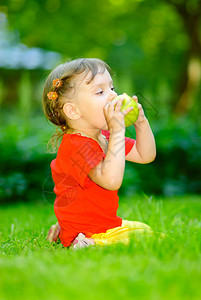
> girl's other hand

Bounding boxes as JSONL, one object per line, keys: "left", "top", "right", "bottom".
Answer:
{"left": 132, "top": 95, "right": 147, "bottom": 125}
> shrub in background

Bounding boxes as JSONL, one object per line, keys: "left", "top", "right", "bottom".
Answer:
{"left": 0, "top": 111, "right": 200, "bottom": 204}
{"left": 0, "top": 111, "right": 55, "bottom": 204}
{"left": 120, "top": 116, "right": 201, "bottom": 197}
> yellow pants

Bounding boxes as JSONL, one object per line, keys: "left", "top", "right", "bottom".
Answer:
{"left": 90, "top": 220, "right": 154, "bottom": 246}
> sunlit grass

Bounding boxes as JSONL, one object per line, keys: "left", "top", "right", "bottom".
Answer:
{"left": 0, "top": 194, "right": 200, "bottom": 300}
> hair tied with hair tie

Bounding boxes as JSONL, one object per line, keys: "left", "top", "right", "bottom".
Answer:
{"left": 61, "top": 125, "right": 66, "bottom": 132}
{"left": 53, "top": 79, "right": 63, "bottom": 88}
{"left": 47, "top": 91, "right": 58, "bottom": 100}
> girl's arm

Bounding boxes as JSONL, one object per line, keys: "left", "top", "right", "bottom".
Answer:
{"left": 88, "top": 97, "right": 132, "bottom": 191}
{"left": 126, "top": 117, "right": 156, "bottom": 163}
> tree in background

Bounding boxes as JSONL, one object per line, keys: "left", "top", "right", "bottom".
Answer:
{"left": 165, "top": 0, "right": 201, "bottom": 114}
{"left": 1, "top": 0, "right": 201, "bottom": 117}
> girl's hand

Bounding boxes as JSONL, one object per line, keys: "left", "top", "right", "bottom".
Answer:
{"left": 104, "top": 96, "right": 134, "bottom": 133}
{"left": 132, "top": 95, "right": 147, "bottom": 125}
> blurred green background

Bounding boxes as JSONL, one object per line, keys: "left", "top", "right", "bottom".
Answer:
{"left": 0, "top": 0, "right": 201, "bottom": 204}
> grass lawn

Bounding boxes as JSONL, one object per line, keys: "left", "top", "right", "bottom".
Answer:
{"left": 0, "top": 194, "right": 200, "bottom": 300}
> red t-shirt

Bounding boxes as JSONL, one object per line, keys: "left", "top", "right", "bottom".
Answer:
{"left": 51, "top": 130, "right": 135, "bottom": 247}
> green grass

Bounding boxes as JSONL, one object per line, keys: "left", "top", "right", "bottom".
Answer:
{"left": 0, "top": 194, "right": 201, "bottom": 300}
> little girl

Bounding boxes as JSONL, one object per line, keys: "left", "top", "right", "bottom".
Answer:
{"left": 43, "top": 58, "right": 156, "bottom": 249}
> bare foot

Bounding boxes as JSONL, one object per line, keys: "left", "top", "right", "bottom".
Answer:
{"left": 47, "top": 222, "right": 61, "bottom": 242}
{"left": 70, "top": 233, "right": 95, "bottom": 250}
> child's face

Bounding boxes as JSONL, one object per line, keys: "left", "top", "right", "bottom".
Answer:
{"left": 73, "top": 69, "right": 117, "bottom": 130}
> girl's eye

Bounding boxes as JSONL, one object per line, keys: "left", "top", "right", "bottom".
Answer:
{"left": 96, "top": 87, "right": 115, "bottom": 95}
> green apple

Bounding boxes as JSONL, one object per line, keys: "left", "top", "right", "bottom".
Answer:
{"left": 113, "top": 93, "right": 139, "bottom": 127}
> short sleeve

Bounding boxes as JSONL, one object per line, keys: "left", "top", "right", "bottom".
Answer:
{"left": 125, "top": 137, "right": 135, "bottom": 155}
{"left": 101, "top": 130, "right": 135, "bottom": 156}
{"left": 57, "top": 134, "right": 105, "bottom": 188}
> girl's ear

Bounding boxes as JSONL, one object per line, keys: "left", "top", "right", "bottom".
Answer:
{"left": 63, "top": 103, "right": 81, "bottom": 120}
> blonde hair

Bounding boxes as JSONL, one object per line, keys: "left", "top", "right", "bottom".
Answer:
{"left": 42, "top": 58, "right": 112, "bottom": 151}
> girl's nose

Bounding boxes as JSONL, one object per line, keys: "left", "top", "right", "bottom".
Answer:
{"left": 108, "top": 90, "right": 117, "bottom": 102}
